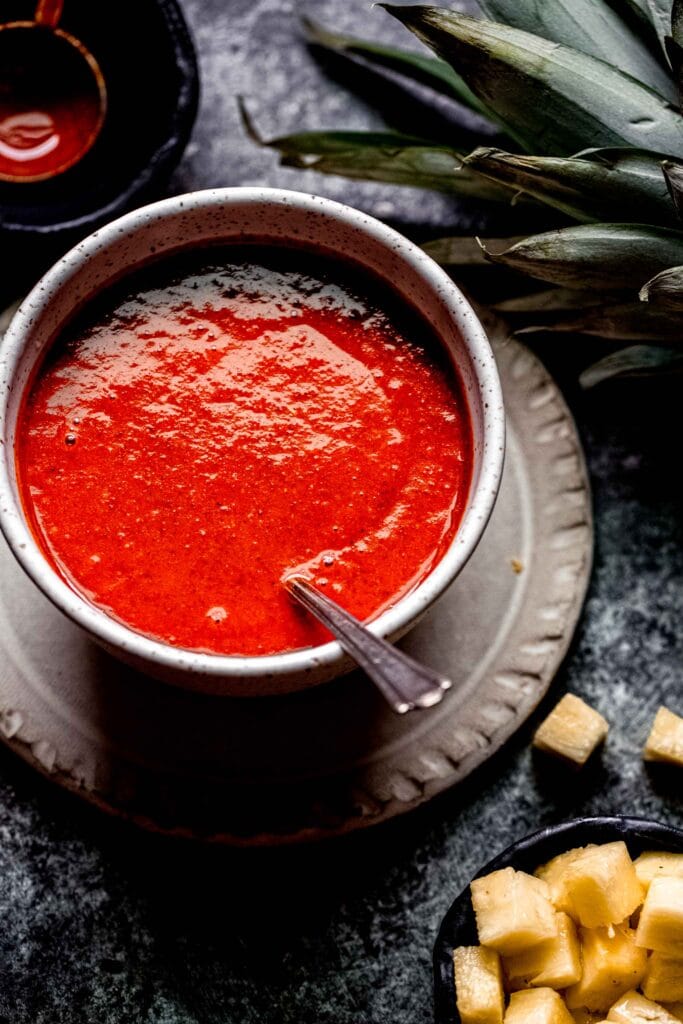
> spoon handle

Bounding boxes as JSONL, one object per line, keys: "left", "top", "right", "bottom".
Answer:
{"left": 35, "top": 0, "right": 64, "bottom": 28}
{"left": 285, "top": 576, "right": 452, "bottom": 714}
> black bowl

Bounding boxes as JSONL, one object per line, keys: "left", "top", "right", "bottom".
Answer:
{"left": 0, "top": 0, "right": 198, "bottom": 249}
{"left": 433, "top": 816, "right": 683, "bottom": 1024}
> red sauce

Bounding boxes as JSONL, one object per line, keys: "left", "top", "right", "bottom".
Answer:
{"left": 0, "top": 27, "right": 103, "bottom": 182}
{"left": 17, "top": 247, "right": 473, "bottom": 657}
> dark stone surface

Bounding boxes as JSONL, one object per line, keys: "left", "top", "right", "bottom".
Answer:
{"left": 0, "top": 1, "right": 682, "bottom": 1022}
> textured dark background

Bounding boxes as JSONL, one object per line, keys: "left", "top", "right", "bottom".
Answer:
{"left": 0, "top": 1, "right": 682, "bottom": 1022}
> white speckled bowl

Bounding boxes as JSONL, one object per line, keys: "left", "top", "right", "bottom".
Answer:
{"left": 0, "top": 188, "right": 504, "bottom": 696}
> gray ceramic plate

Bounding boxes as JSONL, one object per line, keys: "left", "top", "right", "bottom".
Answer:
{"left": 0, "top": 318, "right": 592, "bottom": 844}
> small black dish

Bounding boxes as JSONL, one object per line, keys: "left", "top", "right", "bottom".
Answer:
{"left": 433, "top": 816, "right": 683, "bottom": 1024}
{"left": 0, "top": 0, "right": 198, "bottom": 248}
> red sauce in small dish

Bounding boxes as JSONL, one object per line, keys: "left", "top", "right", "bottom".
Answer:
{"left": 0, "top": 27, "right": 104, "bottom": 182}
{"left": 17, "top": 247, "right": 473, "bottom": 657}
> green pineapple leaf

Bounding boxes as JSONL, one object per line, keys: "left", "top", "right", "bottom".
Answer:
{"left": 493, "top": 288, "right": 628, "bottom": 312}
{"left": 580, "top": 345, "right": 683, "bottom": 386}
{"left": 644, "top": 0, "right": 675, "bottom": 60}
{"left": 273, "top": 138, "right": 491, "bottom": 195}
{"left": 674, "top": 0, "right": 683, "bottom": 36}
{"left": 640, "top": 263, "right": 683, "bottom": 307}
{"left": 515, "top": 301, "right": 683, "bottom": 340}
{"left": 476, "top": 0, "right": 676, "bottom": 102}
{"left": 670, "top": 0, "right": 683, "bottom": 106}
{"left": 380, "top": 6, "right": 683, "bottom": 156}
{"left": 463, "top": 147, "right": 676, "bottom": 224}
{"left": 240, "top": 104, "right": 511, "bottom": 199}
{"left": 482, "top": 223, "right": 683, "bottom": 287}
{"left": 663, "top": 159, "right": 683, "bottom": 217}
{"left": 302, "top": 17, "right": 495, "bottom": 120}
{"left": 612, "top": 0, "right": 661, "bottom": 31}
{"left": 422, "top": 235, "right": 526, "bottom": 265}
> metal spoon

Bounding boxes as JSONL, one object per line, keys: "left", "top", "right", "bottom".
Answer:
{"left": 283, "top": 575, "right": 452, "bottom": 714}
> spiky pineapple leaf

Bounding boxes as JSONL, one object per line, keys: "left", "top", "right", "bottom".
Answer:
{"left": 246, "top": 122, "right": 511, "bottom": 199}
{"left": 494, "top": 288, "right": 628, "bottom": 312}
{"left": 612, "top": 0, "right": 661, "bottom": 28}
{"left": 580, "top": 345, "right": 683, "bottom": 386}
{"left": 640, "top": 263, "right": 683, "bottom": 307}
{"left": 645, "top": 0, "right": 675, "bottom": 60}
{"left": 302, "top": 17, "right": 494, "bottom": 120}
{"left": 674, "top": 0, "right": 683, "bottom": 36}
{"left": 277, "top": 139, "right": 494, "bottom": 195}
{"left": 482, "top": 224, "right": 683, "bottom": 288}
{"left": 516, "top": 301, "right": 683, "bottom": 340}
{"left": 381, "top": 6, "right": 683, "bottom": 157}
{"left": 670, "top": 0, "right": 683, "bottom": 105}
{"left": 422, "top": 235, "right": 526, "bottom": 265}
{"left": 463, "top": 147, "right": 676, "bottom": 224}
{"left": 476, "top": 0, "right": 676, "bottom": 102}
{"left": 663, "top": 158, "right": 683, "bottom": 217}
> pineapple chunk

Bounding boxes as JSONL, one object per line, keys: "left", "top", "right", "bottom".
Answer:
{"left": 636, "top": 877, "right": 683, "bottom": 956}
{"left": 453, "top": 946, "right": 505, "bottom": 1024}
{"left": 565, "top": 925, "right": 648, "bottom": 1012}
{"left": 470, "top": 868, "right": 558, "bottom": 956}
{"left": 504, "top": 988, "right": 574, "bottom": 1024}
{"left": 533, "top": 694, "right": 609, "bottom": 766}
{"left": 642, "top": 954, "right": 683, "bottom": 1002}
{"left": 635, "top": 853, "right": 683, "bottom": 891}
{"left": 606, "top": 990, "right": 680, "bottom": 1023}
{"left": 505, "top": 912, "right": 581, "bottom": 989}
{"left": 539, "top": 842, "right": 643, "bottom": 928}
{"left": 643, "top": 708, "right": 683, "bottom": 766}
{"left": 537, "top": 847, "right": 597, "bottom": 915}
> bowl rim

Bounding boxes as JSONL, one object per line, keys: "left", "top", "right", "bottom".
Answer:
{"left": 0, "top": 186, "right": 505, "bottom": 682}
{"left": 433, "top": 815, "right": 683, "bottom": 1024}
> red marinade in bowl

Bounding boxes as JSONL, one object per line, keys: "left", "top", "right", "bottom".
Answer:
{"left": 16, "top": 245, "right": 473, "bottom": 656}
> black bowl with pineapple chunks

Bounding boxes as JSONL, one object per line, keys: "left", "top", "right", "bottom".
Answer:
{"left": 433, "top": 816, "right": 683, "bottom": 1024}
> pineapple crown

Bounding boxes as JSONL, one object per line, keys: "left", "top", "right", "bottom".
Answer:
{"left": 247, "top": 1, "right": 683, "bottom": 385}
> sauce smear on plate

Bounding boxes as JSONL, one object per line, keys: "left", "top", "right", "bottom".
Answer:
{"left": 17, "top": 247, "right": 473, "bottom": 656}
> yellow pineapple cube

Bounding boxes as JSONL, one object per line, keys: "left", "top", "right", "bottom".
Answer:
{"left": 533, "top": 695, "right": 609, "bottom": 765}
{"left": 643, "top": 954, "right": 683, "bottom": 1002}
{"left": 537, "top": 847, "right": 597, "bottom": 915}
{"left": 471, "top": 868, "right": 558, "bottom": 956}
{"left": 635, "top": 853, "right": 683, "bottom": 891}
{"left": 643, "top": 708, "right": 683, "bottom": 766}
{"left": 606, "top": 990, "right": 680, "bottom": 1023}
{"left": 453, "top": 946, "right": 505, "bottom": 1024}
{"left": 636, "top": 877, "right": 683, "bottom": 956}
{"left": 565, "top": 925, "right": 648, "bottom": 1012}
{"left": 663, "top": 1004, "right": 683, "bottom": 1021}
{"left": 505, "top": 912, "right": 581, "bottom": 989}
{"left": 542, "top": 843, "right": 642, "bottom": 927}
{"left": 504, "top": 988, "right": 574, "bottom": 1024}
